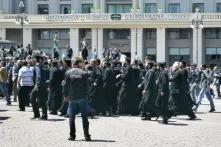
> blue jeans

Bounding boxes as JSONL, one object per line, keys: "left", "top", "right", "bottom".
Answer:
{"left": 197, "top": 86, "right": 215, "bottom": 109}
{"left": 0, "top": 82, "right": 10, "bottom": 104}
{"left": 68, "top": 98, "right": 94, "bottom": 117}
{"left": 190, "top": 82, "right": 200, "bottom": 104}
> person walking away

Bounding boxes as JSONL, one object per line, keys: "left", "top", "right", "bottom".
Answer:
{"left": 30, "top": 56, "right": 49, "bottom": 120}
{"left": 17, "top": 61, "right": 33, "bottom": 111}
{"left": 0, "top": 61, "right": 10, "bottom": 105}
{"left": 63, "top": 57, "right": 92, "bottom": 141}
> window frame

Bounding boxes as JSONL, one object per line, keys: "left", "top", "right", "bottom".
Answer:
{"left": 144, "top": 3, "right": 157, "bottom": 13}
{"left": 168, "top": 3, "right": 180, "bottom": 13}
{"left": 37, "top": 4, "right": 49, "bottom": 14}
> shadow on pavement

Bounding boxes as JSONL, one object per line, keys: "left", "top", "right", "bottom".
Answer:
{"left": 88, "top": 139, "right": 116, "bottom": 142}
{"left": 210, "top": 112, "right": 221, "bottom": 113}
{"left": 174, "top": 118, "right": 202, "bottom": 121}
{"left": 0, "top": 116, "right": 11, "bottom": 121}
{"left": 0, "top": 110, "right": 8, "bottom": 112}
{"left": 47, "top": 119, "right": 66, "bottom": 122}
{"left": 165, "top": 123, "right": 188, "bottom": 126}
{"left": 195, "top": 112, "right": 206, "bottom": 114}
{"left": 74, "top": 139, "right": 116, "bottom": 142}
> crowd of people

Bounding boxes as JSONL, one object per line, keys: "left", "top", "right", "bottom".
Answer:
{"left": 0, "top": 45, "right": 221, "bottom": 141}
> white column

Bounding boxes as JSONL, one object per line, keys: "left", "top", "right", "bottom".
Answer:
{"left": 97, "top": 28, "right": 104, "bottom": 59}
{"left": 193, "top": 28, "right": 203, "bottom": 65}
{"left": 0, "top": 28, "right": 6, "bottom": 40}
{"left": 137, "top": 28, "right": 143, "bottom": 61}
{"left": 94, "top": 0, "right": 100, "bottom": 9}
{"left": 157, "top": 27, "right": 166, "bottom": 63}
{"left": 50, "top": 0, "right": 59, "bottom": 14}
{"left": 198, "top": 28, "right": 203, "bottom": 65}
{"left": 132, "top": 0, "right": 138, "bottom": 9}
{"left": 70, "top": 28, "right": 79, "bottom": 58}
{"left": 192, "top": 28, "right": 197, "bottom": 64}
{"left": 131, "top": 28, "right": 136, "bottom": 61}
{"left": 159, "top": 0, "right": 166, "bottom": 13}
{"left": 23, "top": 28, "right": 32, "bottom": 48}
{"left": 139, "top": 0, "right": 144, "bottom": 12}
{"left": 100, "top": 0, "right": 105, "bottom": 13}
{"left": 92, "top": 28, "right": 98, "bottom": 51}
{"left": 72, "top": 0, "right": 81, "bottom": 13}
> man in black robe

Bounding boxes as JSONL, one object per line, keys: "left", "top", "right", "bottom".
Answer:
{"left": 117, "top": 58, "right": 139, "bottom": 115}
{"left": 169, "top": 62, "right": 196, "bottom": 120}
{"left": 103, "top": 62, "right": 116, "bottom": 115}
{"left": 155, "top": 63, "right": 170, "bottom": 124}
{"left": 140, "top": 62, "right": 158, "bottom": 120}
{"left": 48, "top": 60, "right": 63, "bottom": 115}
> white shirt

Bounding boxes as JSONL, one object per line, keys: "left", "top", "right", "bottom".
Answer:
{"left": 18, "top": 66, "right": 34, "bottom": 86}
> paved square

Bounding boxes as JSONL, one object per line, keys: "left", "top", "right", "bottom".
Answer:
{"left": 0, "top": 98, "right": 221, "bottom": 147}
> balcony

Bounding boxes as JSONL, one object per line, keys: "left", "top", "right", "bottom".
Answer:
{"left": 1, "top": 13, "right": 221, "bottom": 25}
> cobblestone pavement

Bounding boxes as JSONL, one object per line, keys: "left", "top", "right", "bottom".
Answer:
{"left": 1, "top": 98, "right": 221, "bottom": 147}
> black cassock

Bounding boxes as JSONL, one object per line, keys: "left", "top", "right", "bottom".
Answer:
{"left": 88, "top": 66, "right": 105, "bottom": 114}
{"left": 140, "top": 68, "right": 158, "bottom": 117}
{"left": 118, "top": 65, "right": 139, "bottom": 115}
{"left": 155, "top": 69, "right": 170, "bottom": 118}
{"left": 169, "top": 69, "right": 194, "bottom": 116}
{"left": 49, "top": 67, "right": 63, "bottom": 113}
{"left": 103, "top": 66, "right": 117, "bottom": 113}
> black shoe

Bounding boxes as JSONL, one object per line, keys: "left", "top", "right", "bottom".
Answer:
{"left": 85, "top": 135, "right": 91, "bottom": 141}
{"left": 58, "top": 113, "right": 64, "bottom": 116}
{"left": 141, "top": 116, "right": 151, "bottom": 121}
{"left": 30, "top": 116, "right": 40, "bottom": 120}
{"left": 49, "top": 111, "right": 58, "bottom": 115}
{"left": 39, "top": 116, "right": 48, "bottom": 120}
{"left": 159, "top": 120, "right": 168, "bottom": 125}
{"left": 6, "top": 102, "right": 11, "bottom": 106}
{"left": 188, "top": 114, "right": 197, "bottom": 120}
{"left": 209, "top": 108, "right": 215, "bottom": 113}
{"left": 68, "top": 136, "right": 76, "bottom": 141}
{"left": 18, "top": 109, "right": 25, "bottom": 111}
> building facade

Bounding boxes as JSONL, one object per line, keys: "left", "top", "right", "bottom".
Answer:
{"left": 1, "top": 0, "right": 221, "bottom": 65}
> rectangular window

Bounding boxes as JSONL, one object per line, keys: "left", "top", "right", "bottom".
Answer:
{"left": 217, "top": 48, "right": 221, "bottom": 54}
{"left": 169, "top": 48, "right": 180, "bottom": 55}
{"left": 107, "top": 4, "right": 132, "bottom": 13}
{"left": 38, "top": 4, "right": 49, "bottom": 14}
{"left": 82, "top": 4, "right": 93, "bottom": 13}
{"left": 145, "top": 3, "right": 157, "bottom": 13}
{"left": 180, "top": 48, "right": 190, "bottom": 55}
{"left": 145, "top": 29, "right": 156, "bottom": 40}
{"left": 168, "top": 3, "right": 180, "bottom": 13}
{"left": 192, "top": 3, "right": 204, "bottom": 13}
{"left": 206, "top": 48, "right": 217, "bottom": 55}
{"left": 217, "top": 3, "right": 221, "bottom": 12}
{"left": 169, "top": 48, "right": 190, "bottom": 55}
{"left": 146, "top": 48, "right": 156, "bottom": 55}
{"left": 205, "top": 29, "right": 221, "bottom": 39}
{"left": 168, "top": 29, "right": 191, "bottom": 39}
{"left": 59, "top": 30, "right": 70, "bottom": 40}
{"left": 60, "top": 4, "right": 71, "bottom": 14}
{"left": 38, "top": 30, "right": 50, "bottom": 40}
{"left": 169, "top": 48, "right": 190, "bottom": 65}
{"left": 108, "top": 30, "right": 130, "bottom": 40}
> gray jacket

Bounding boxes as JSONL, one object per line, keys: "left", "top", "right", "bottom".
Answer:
{"left": 63, "top": 67, "right": 89, "bottom": 100}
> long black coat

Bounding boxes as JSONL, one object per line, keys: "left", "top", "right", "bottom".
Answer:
{"left": 49, "top": 67, "right": 63, "bottom": 111}
{"left": 88, "top": 66, "right": 105, "bottom": 113}
{"left": 118, "top": 65, "right": 138, "bottom": 114}
{"left": 169, "top": 69, "right": 193, "bottom": 115}
{"left": 155, "top": 69, "right": 170, "bottom": 116}
{"left": 142, "top": 68, "right": 158, "bottom": 104}
{"left": 103, "top": 67, "right": 116, "bottom": 109}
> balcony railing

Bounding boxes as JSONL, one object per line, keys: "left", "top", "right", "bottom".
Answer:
{"left": 1, "top": 13, "right": 221, "bottom": 23}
